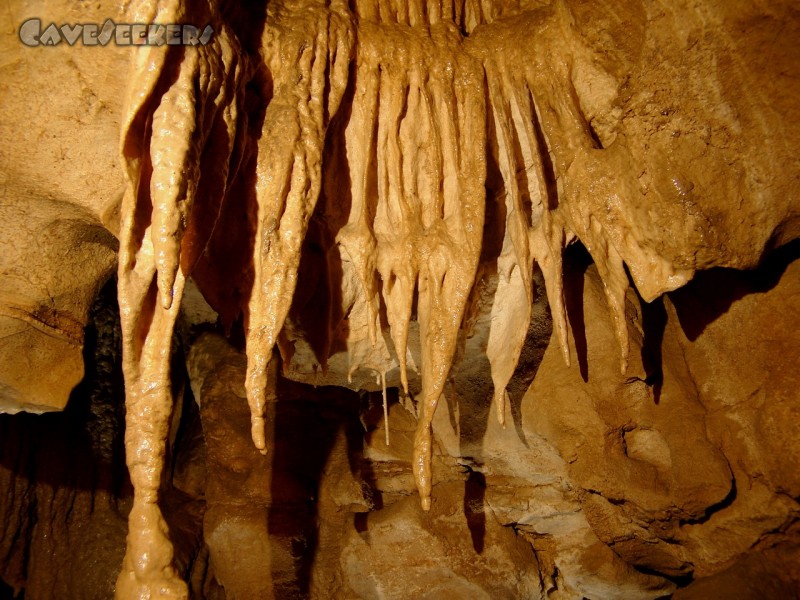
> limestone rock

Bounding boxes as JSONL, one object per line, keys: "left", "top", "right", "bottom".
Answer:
{"left": 0, "top": 0, "right": 799, "bottom": 597}
{"left": 0, "top": 0, "right": 125, "bottom": 413}
{"left": 515, "top": 245, "right": 800, "bottom": 593}
{"left": 339, "top": 486, "right": 541, "bottom": 600}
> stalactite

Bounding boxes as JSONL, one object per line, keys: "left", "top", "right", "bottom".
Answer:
{"left": 484, "top": 66, "right": 537, "bottom": 426}
{"left": 381, "top": 370, "right": 390, "bottom": 445}
{"left": 116, "top": 1, "right": 246, "bottom": 596}
{"left": 335, "top": 21, "right": 487, "bottom": 510}
{"left": 244, "top": 0, "right": 354, "bottom": 453}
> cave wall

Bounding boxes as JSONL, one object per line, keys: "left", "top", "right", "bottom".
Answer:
{"left": 0, "top": 0, "right": 799, "bottom": 597}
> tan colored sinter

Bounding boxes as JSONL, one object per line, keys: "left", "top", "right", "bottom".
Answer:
{"left": 112, "top": 0, "right": 800, "bottom": 596}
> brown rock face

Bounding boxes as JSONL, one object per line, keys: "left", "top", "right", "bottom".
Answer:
{"left": 0, "top": 0, "right": 125, "bottom": 414}
{"left": 187, "top": 332, "right": 540, "bottom": 599}
{"left": 517, "top": 246, "right": 800, "bottom": 596}
{"left": 1, "top": 0, "right": 799, "bottom": 597}
{"left": 0, "top": 284, "right": 130, "bottom": 599}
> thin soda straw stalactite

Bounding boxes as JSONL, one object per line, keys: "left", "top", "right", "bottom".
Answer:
{"left": 381, "top": 370, "right": 390, "bottom": 446}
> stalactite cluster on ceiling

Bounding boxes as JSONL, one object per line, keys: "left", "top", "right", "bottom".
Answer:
{"left": 112, "top": 0, "right": 800, "bottom": 596}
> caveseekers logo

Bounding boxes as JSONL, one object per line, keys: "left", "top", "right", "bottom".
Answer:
{"left": 19, "top": 18, "right": 214, "bottom": 47}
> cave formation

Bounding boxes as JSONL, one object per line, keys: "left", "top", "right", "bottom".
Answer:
{"left": 1, "top": 0, "right": 799, "bottom": 598}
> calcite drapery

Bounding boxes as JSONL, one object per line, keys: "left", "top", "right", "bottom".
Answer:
{"left": 113, "top": 0, "right": 800, "bottom": 596}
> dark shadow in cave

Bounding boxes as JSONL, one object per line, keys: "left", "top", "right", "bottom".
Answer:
{"left": 563, "top": 242, "right": 593, "bottom": 382}
{"left": 628, "top": 477, "right": 739, "bottom": 590}
{"left": 0, "top": 279, "right": 130, "bottom": 596}
{"left": 267, "top": 375, "right": 365, "bottom": 598}
{"left": 639, "top": 295, "right": 666, "bottom": 404}
{"left": 463, "top": 468, "right": 487, "bottom": 554}
{"left": 0, "top": 578, "right": 18, "bottom": 600}
{"left": 0, "top": 281, "right": 127, "bottom": 487}
{"left": 263, "top": 57, "right": 370, "bottom": 596}
{"left": 457, "top": 82, "right": 554, "bottom": 451}
{"left": 453, "top": 350, "right": 492, "bottom": 454}
{"left": 189, "top": 85, "right": 262, "bottom": 336}
{"left": 352, "top": 387, "right": 402, "bottom": 546}
{"left": 287, "top": 58, "right": 358, "bottom": 370}
{"left": 633, "top": 564, "right": 694, "bottom": 589}
{"left": 670, "top": 239, "right": 800, "bottom": 342}
{"left": 528, "top": 87, "right": 559, "bottom": 211}
{"left": 190, "top": 0, "right": 270, "bottom": 336}
{"left": 286, "top": 219, "right": 337, "bottom": 367}
{"left": 624, "top": 239, "right": 800, "bottom": 406}
{"left": 506, "top": 275, "right": 553, "bottom": 446}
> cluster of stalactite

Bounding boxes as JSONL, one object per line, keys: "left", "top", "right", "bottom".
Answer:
{"left": 115, "top": 0, "right": 641, "bottom": 596}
